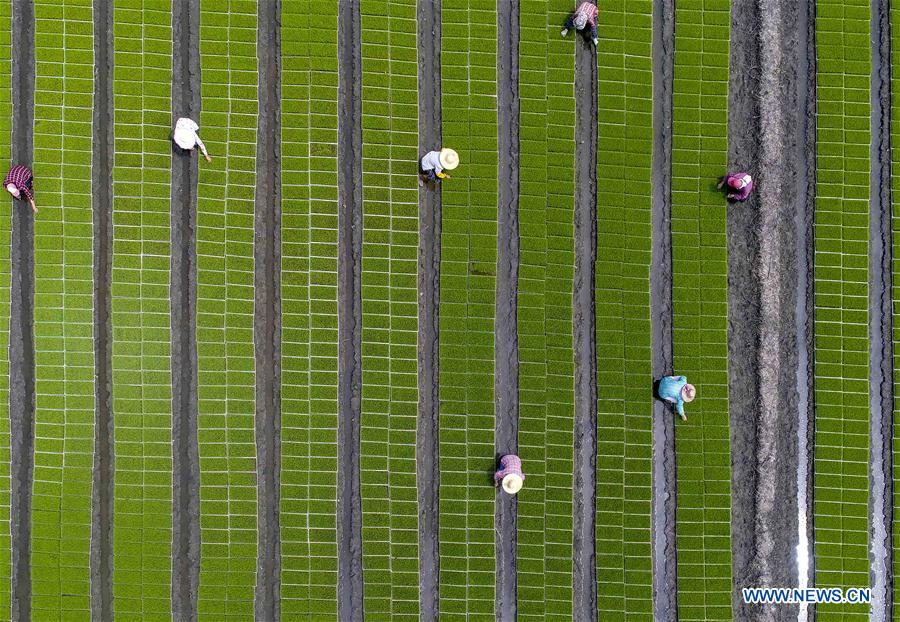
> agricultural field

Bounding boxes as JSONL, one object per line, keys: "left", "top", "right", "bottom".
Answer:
{"left": 0, "top": 0, "right": 897, "bottom": 620}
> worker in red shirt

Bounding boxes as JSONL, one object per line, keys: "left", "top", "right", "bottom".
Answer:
{"left": 4, "top": 165, "right": 36, "bottom": 213}
{"left": 561, "top": 2, "right": 599, "bottom": 46}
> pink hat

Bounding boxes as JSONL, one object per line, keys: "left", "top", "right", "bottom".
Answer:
{"left": 728, "top": 174, "right": 751, "bottom": 190}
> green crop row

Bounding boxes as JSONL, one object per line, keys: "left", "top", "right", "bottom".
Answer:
{"left": 280, "top": 3, "right": 339, "bottom": 618}
{"left": 30, "top": 3, "right": 96, "bottom": 618}
{"left": 517, "top": 2, "right": 550, "bottom": 617}
{"left": 108, "top": 4, "right": 175, "bottom": 619}
{"left": 195, "top": 6, "right": 259, "bottom": 620}
{"left": 671, "top": 1, "right": 732, "bottom": 620}
{"left": 439, "top": 4, "right": 498, "bottom": 615}
{"left": 815, "top": 2, "right": 872, "bottom": 618}
{"left": 595, "top": 0, "right": 655, "bottom": 617}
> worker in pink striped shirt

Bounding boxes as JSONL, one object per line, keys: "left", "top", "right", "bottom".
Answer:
{"left": 4, "top": 165, "right": 36, "bottom": 213}
{"left": 718, "top": 172, "right": 754, "bottom": 202}
{"left": 561, "top": 2, "right": 599, "bottom": 46}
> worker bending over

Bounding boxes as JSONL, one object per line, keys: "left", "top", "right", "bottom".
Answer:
{"left": 718, "top": 172, "right": 753, "bottom": 202}
{"left": 657, "top": 375, "right": 696, "bottom": 421}
{"left": 4, "top": 165, "right": 36, "bottom": 213}
{"left": 561, "top": 2, "right": 599, "bottom": 46}
{"left": 173, "top": 117, "right": 212, "bottom": 162}
{"left": 419, "top": 148, "right": 459, "bottom": 186}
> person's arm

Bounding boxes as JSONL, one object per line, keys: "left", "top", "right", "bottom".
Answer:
{"left": 561, "top": 14, "right": 575, "bottom": 35}
{"left": 675, "top": 399, "right": 686, "bottom": 421}
{"left": 591, "top": 22, "right": 598, "bottom": 45}
{"left": 22, "top": 186, "right": 36, "bottom": 213}
{"left": 195, "top": 133, "right": 212, "bottom": 162}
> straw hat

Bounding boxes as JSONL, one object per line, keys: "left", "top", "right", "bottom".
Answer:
{"left": 681, "top": 383, "right": 696, "bottom": 403}
{"left": 502, "top": 473, "right": 523, "bottom": 494}
{"left": 439, "top": 148, "right": 459, "bottom": 170}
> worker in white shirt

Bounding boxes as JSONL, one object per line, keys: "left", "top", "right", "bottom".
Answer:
{"left": 172, "top": 117, "right": 212, "bottom": 162}
{"left": 418, "top": 148, "right": 459, "bottom": 186}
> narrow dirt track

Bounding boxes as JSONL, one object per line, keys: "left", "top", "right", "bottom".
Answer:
{"left": 169, "top": 0, "right": 202, "bottom": 618}
{"left": 90, "top": 0, "right": 115, "bottom": 617}
{"left": 728, "top": 1, "right": 805, "bottom": 620}
{"left": 415, "top": 0, "right": 442, "bottom": 617}
{"left": 9, "top": 0, "right": 34, "bottom": 618}
{"left": 253, "top": 0, "right": 283, "bottom": 618}
{"left": 336, "top": 1, "right": 364, "bottom": 618}
{"left": 572, "top": 20, "right": 598, "bottom": 622}
{"left": 867, "top": 0, "right": 893, "bottom": 617}
{"left": 495, "top": 1, "right": 521, "bottom": 619}
{"left": 649, "top": 0, "right": 678, "bottom": 616}
{"left": 795, "top": 0, "right": 816, "bottom": 618}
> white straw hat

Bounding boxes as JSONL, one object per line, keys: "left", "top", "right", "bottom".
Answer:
{"left": 502, "top": 473, "right": 523, "bottom": 495}
{"left": 682, "top": 383, "right": 696, "bottom": 403}
{"left": 439, "top": 148, "right": 459, "bottom": 170}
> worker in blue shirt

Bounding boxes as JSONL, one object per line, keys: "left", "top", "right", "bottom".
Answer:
{"left": 657, "top": 375, "right": 695, "bottom": 421}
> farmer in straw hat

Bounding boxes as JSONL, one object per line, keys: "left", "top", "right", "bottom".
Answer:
{"left": 172, "top": 117, "right": 212, "bottom": 162}
{"left": 419, "top": 148, "right": 459, "bottom": 186}
{"left": 657, "top": 375, "right": 696, "bottom": 421}
{"left": 561, "top": 2, "right": 599, "bottom": 47}
{"left": 494, "top": 454, "right": 524, "bottom": 495}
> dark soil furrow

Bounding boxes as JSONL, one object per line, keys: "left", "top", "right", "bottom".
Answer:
{"left": 494, "top": 1, "right": 520, "bottom": 619}
{"left": 9, "top": 0, "right": 34, "bottom": 618}
{"left": 169, "top": 1, "right": 201, "bottom": 619}
{"left": 89, "top": 0, "right": 115, "bottom": 617}
{"left": 728, "top": 1, "right": 804, "bottom": 620}
{"left": 253, "top": 1, "right": 282, "bottom": 619}
{"left": 572, "top": 19, "right": 598, "bottom": 622}
{"left": 797, "top": 0, "right": 817, "bottom": 619}
{"left": 649, "top": 0, "right": 677, "bottom": 618}
{"left": 415, "top": 0, "right": 442, "bottom": 618}
{"left": 336, "top": 1, "right": 364, "bottom": 619}
{"left": 867, "top": 0, "right": 893, "bottom": 616}
{"left": 726, "top": 3, "right": 766, "bottom": 615}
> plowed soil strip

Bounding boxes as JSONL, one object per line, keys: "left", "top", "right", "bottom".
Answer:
{"left": 9, "top": 0, "right": 35, "bottom": 617}
{"left": 253, "top": 1, "right": 282, "bottom": 618}
{"left": 416, "top": 0, "right": 442, "bottom": 617}
{"left": 337, "top": 0, "right": 364, "bottom": 618}
{"left": 169, "top": 0, "right": 201, "bottom": 618}
{"left": 649, "top": 0, "right": 677, "bottom": 617}
{"left": 868, "top": 0, "right": 893, "bottom": 616}
{"left": 90, "top": 0, "right": 115, "bottom": 617}
{"left": 495, "top": 1, "right": 520, "bottom": 619}
{"left": 571, "top": 17, "right": 597, "bottom": 622}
